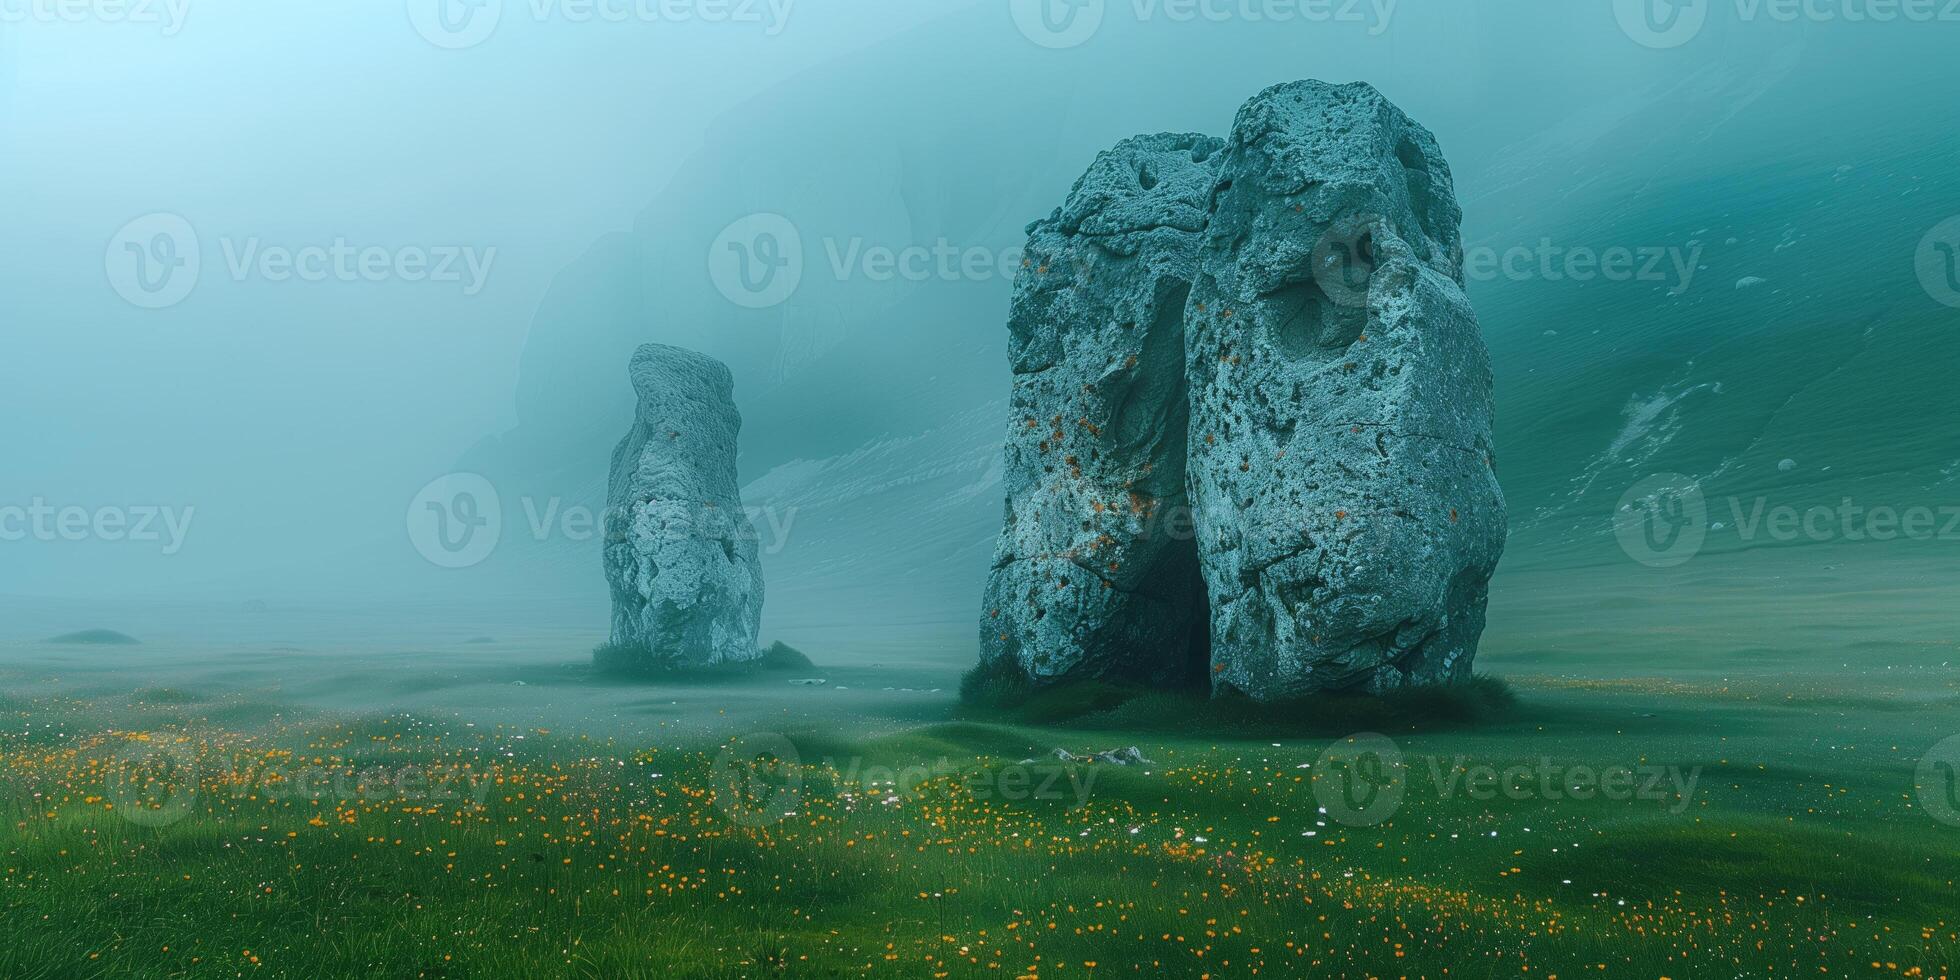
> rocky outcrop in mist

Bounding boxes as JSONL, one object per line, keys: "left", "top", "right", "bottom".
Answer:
{"left": 603, "top": 344, "right": 765, "bottom": 670}
{"left": 980, "top": 80, "right": 1506, "bottom": 701}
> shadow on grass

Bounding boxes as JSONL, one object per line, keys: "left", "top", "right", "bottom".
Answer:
{"left": 585, "top": 641, "right": 819, "bottom": 686}
{"left": 956, "top": 657, "right": 1521, "bottom": 736}
{"left": 45, "top": 629, "right": 141, "bottom": 646}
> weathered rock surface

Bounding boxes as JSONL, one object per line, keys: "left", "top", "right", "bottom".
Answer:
{"left": 603, "top": 344, "right": 764, "bottom": 669}
{"left": 980, "top": 133, "right": 1225, "bottom": 686}
{"left": 977, "top": 82, "right": 1506, "bottom": 701}
{"left": 1185, "top": 81, "right": 1506, "bottom": 698}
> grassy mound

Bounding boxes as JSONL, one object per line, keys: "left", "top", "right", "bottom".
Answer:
{"left": 1086, "top": 675, "right": 1520, "bottom": 735}
{"left": 758, "top": 641, "right": 816, "bottom": 671}
{"left": 958, "top": 657, "right": 1518, "bottom": 734}
{"left": 957, "top": 658, "right": 1147, "bottom": 724}
{"left": 45, "top": 629, "right": 140, "bottom": 646}
{"left": 592, "top": 641, "right": 820, "bottom": 682}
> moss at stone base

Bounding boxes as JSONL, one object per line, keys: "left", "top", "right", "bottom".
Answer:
{"left": 592, "top": 641, "right": 819, "bottom": 680}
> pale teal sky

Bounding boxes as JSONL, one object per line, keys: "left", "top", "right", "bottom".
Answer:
{"left": 0, "top": 0, "right": 973, "bottom": 596}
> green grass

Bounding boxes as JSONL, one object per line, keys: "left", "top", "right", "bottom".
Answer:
{"left": 3, "top": 664, "right": 1958, "bottom": 979}
{"left": 590, "top": 640, "right": 821, "bottom": 681}
{"left": 6, "top": 549, "right": 1960, "bottom": 979}
{"left": 43, "top": 629, "right": 141, "bottom": 646}
{"left": 959, "top": 657, "right": 1520, "bottom": 735}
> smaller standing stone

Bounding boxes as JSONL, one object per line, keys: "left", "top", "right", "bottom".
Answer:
{"left": 602, "top": 344, "right": 764, "bottom": 670}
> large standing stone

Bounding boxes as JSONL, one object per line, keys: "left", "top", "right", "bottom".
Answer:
{"left": 1185, "top": 81, "right": 1506, "bottom": 699}
{"left": 603, "top": 344, "right": 765, "bottom": 670}
{"left": 980, "top": 133, "right": 1225, "bottom": 686}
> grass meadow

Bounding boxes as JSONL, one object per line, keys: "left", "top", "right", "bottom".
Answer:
{"left": 2, "top": 548, "right": 1958, "bottom": 978}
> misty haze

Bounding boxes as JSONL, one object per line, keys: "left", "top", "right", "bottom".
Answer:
{"left": 3, "top": 2, "right": 1959, "bottom": 977}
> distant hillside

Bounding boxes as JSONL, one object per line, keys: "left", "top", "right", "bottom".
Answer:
{"left": 456, "top": 8, "right": 1960, "bottom": 661}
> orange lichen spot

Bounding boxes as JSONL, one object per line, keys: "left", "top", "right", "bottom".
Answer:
{"left": 1335, "top": 511, "right": 1348, "bottom": 520}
